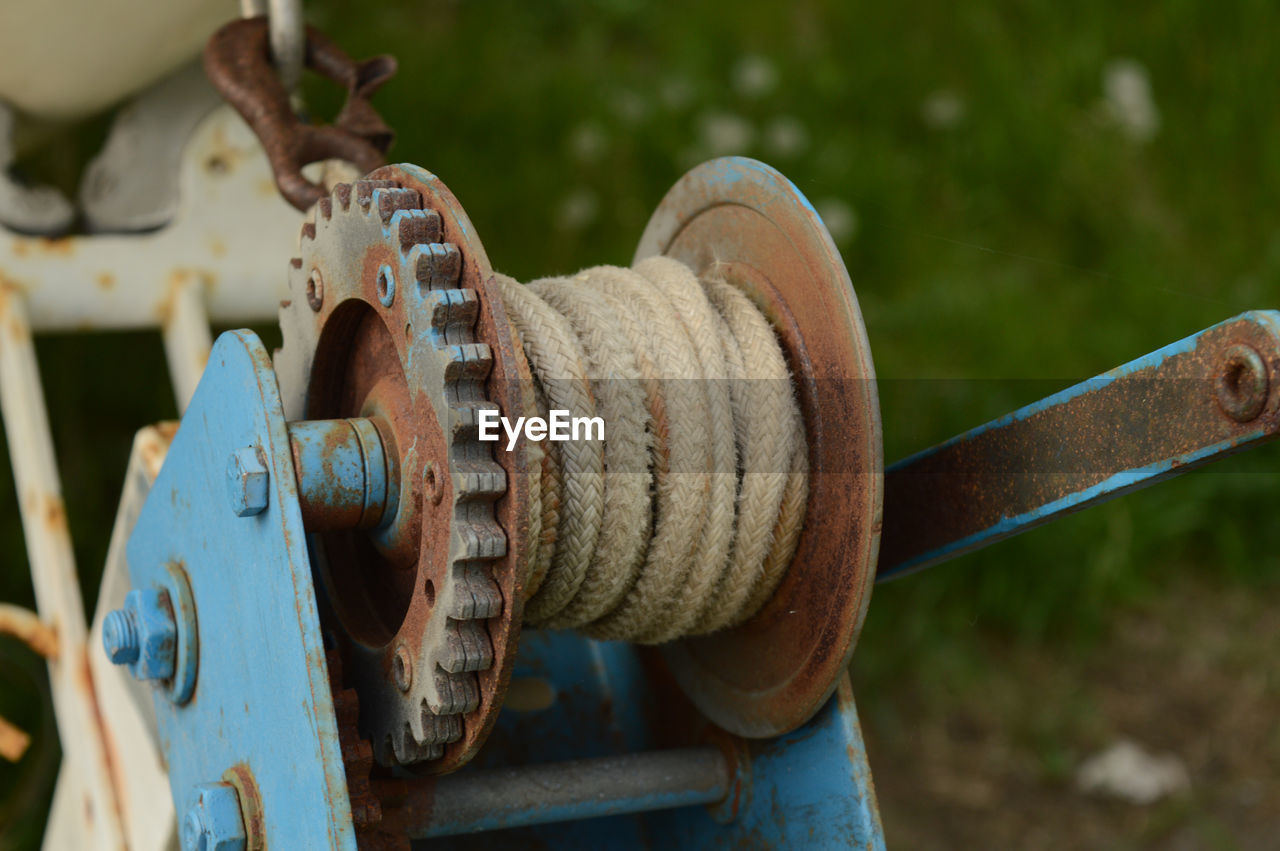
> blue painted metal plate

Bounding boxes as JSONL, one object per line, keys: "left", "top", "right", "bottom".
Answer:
{"left": 425, "top": 630, "right": 885, "bottom": 849}
{"left": 127, "top": 330, "right": 355, "bottom": 849}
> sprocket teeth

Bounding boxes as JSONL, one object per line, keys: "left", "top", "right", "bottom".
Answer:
{"left": 393, "top": 208, "right": 442, "bottom": 250}
{"left": 428, "top": 289, "right": 480, "bottom": 342}
{"left": 354, "top": 179, "right": 399, "bottom": 209}
{"left": 452, "top": 459, "right": 507, "bottom": 501}
{"left": 413, "top": 703, "right": 462, "bottom": 745}
{"left": 453, "top": 517, "right": 507, "bottom": 561}
{"left": 373, "top": 188, "right": 423, "bottom": 224}
{"left": 411, "top": 243, "right": 462, "bottom": 291}
{"left": 430, "top": 670, "right": 479, "bottom": 715}
{"left": 441, "top": 620, "right": 493, "bottom": 674}
{"left": 453, "top": 563, "right": 503, "bottom": 619}
{"left": 333, "top": 183, "right": 353, "bottom": 210}
{"left": 442, "top": 343, "right": 494, "bottom": 381}
{"left": 449, "top": 401, "right": 499, "bottom": 441}
{"left": 283, "top": 174, "right": 507, "bottom": 770}
{"left": 390, "top": 725, "right": 443, "bottom": 765}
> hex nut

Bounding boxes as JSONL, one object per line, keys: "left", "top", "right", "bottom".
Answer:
{"left": 181, "top": 782, "right": 246, "bottom": 851}
{"left": 123, "top": 587, "right": 177, "bottom": 682}
{"left": 227, "top": 446, "right": 269, "bottom": 517}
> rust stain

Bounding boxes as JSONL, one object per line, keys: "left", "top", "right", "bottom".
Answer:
{"left": 0, "top": 273, "right": 29, "bottom": 332}
{"left": 14, "top": 236, "right": 76, "bottom": 258}
{"left": 95, "top": 272, "right": 116, "bottom": 291}
{"left": 42, "top": 237, "right": 74, "bottom": 257}
{"left": 139, "top": 422, "right": 179, "bottom": 479}
{"left": 155, "top": 270, "right": 189, "bottom": 325}
{"left": 42, "top": 494, "right": 67, "bottom": 533}
{"left": 0, "top": 714, "right": 31, "bottom": 762}
{"left": 209, "top": 237, "right": 228, "bottom": 258}
{"left": 155, "top": 269, "right": 213, "bottom": 325}
{"left": 0, "top": 604, "right": 59, "bottom": 658}
{"left": 77, "top": 651, "right": 127, "bottom": 832}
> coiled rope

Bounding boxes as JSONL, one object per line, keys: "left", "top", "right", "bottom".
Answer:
{"left": 494, "top": 256, "right": 808, "bottom": 644}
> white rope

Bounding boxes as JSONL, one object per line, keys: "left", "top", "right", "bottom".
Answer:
{"left": 495, "top": 259, "right": 808, "bottom": 644}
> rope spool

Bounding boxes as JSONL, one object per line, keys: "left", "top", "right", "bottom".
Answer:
{"left": 493, "top": 257, "right": 808, "bottom": 644}
{"left": 285, "top": 157, "right": 882, "bottom": 767}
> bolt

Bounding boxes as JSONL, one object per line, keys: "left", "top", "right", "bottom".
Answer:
{"left": 378, "top": 264, "right": 396, "bottom": 307}
{"left": 1216, "top": 344, "right": 1269, "bottom": 423}
{"left": 181, "top": 783, "right": 246, "bottom": 851}
{"left": 103, "top": 588, "right": 177, "bottom": 681}
{"left": 102, "top": 608, "right": 140, "bottom": 664}
{"left": 227, "top": 446, "right": 269, "bottom": 517}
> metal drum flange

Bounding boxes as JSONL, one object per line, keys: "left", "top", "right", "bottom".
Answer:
{"left": 276, "top": 164, "right": 529, "bottom": 773}
{"left": 635, "top": 157, "right": 883, "bottom": 738}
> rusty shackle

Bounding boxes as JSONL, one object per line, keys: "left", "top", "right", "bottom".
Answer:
{"left": 204, "top": 17, "right": 398, "bottom": 212}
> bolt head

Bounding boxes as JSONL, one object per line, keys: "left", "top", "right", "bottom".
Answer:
{"left": 123, "top": 588, "right": 177, "bottom": 681}
{"left": 227, "top": 446, "right": 269, "bottom": 517}
{"left": 182, "top": 783, "right": 246, "bottom": 851}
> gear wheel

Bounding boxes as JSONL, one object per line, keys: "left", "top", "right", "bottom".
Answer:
{"left": 276, "top": 166, "right": 529, "bottom": 772}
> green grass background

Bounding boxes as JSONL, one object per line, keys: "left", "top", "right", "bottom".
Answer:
{"left": 5, "top": 0, "right": 1280, "bottom": 846}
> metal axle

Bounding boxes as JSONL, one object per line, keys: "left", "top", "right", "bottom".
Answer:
{"left": 376, "top": 748, "right": 733, "bottom": 839}
{"left": 287, "top": 417, "right": 399, "bottom": 531}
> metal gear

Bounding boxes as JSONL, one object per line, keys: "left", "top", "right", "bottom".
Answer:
{"left": 276, "top": 166, "right": 528, "bottom": 773}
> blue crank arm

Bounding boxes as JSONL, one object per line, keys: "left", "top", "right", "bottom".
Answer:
{"left": 878, "top": 310, "right": 1280, "bottom": 580}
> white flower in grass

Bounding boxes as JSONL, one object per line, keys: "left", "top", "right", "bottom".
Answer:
{"left": 764, "top": 116, "right": 810, "bottom": 158}
{"left": 1077, "top": 739, "right": 1189, "bottom": 805}
{"left": 815, "top": 198, "right": 858, "bottom": 243}
{"left": 920, "top": 89, "right": 965, "bottom": 130}
{"left": 1102, "top": 58, "right": 1160, "bottom": 143}
{"left": 660, "top": 77, "right": 695, "bottom": 110}
{"left": 613, "top": 90, "right": 649, "bottom": 125}
{"left": 699, "top": 111, "right": 754, "bottom": 157}
{"left": 732, "top": 54, "right": 778, "bottom": 99}
{"left": 557, "top": 188, "right": 599, "bottom": 231}
{"left": 567, "top": 122, "right": 608, "bottom": 165}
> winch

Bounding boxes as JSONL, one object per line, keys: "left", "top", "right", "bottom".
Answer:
{"left": 102, "top": 154, "right": 1280, "bottom": 849}
{"left": 3, "top": 8, "right": 1279, "bottom": 850}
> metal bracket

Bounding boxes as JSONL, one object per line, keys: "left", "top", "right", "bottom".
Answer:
{"left": 126, "top": 330, "right": 355, "bottom": 849}
{"left": 881, "top": 309, "right": 1280, "bottom": 578}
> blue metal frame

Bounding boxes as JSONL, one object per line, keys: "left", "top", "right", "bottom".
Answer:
{"left": 127, "top": 330, "right": 356, "bottom": 848}
{"left": 431, "top": 629, "right": 886, "bottom": 849}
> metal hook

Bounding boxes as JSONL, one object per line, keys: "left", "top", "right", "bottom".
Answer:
{"left": 204, "top": 17, "right": 397, "bottom": 212}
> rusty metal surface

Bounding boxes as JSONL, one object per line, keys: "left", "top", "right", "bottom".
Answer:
{"left": 380, "top": 749, "right": 730, "bottom": 839}
{"left": 634, "top": 157, "right": 883, "bottom": 739}
{"left": 880, "top": 311, "right": 1280, "bottom": 579}
{"left": 278, "top": 164, "right": 529, "bottom": 775}
{"left": 204, "top": 17, "right": 396, "bottom": 212}
{"left": 0, "top": 603, "right": 58, "bottom": 658}
{"left": 289, "top": 418, "right": 396, "bottom": 532}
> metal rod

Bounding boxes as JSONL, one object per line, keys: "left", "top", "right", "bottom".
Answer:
{"left": 383, "top": 748, "right": 732, "bottom": 839}
{"left": 160, "top": 272, "right": 213, "bottom": 413}
{"left": 0, "top": 286, "right": 124, "bottom": 843}
{"left": 879, "top": 310, "right": 1280, "bottom": 580}
{"left": 288, "top": 417, "right": 397, "bottom": 531}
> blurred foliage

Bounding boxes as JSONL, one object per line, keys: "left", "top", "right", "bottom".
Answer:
{"left": 5, "top": 0, "right": 1280, "bottom": 845}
